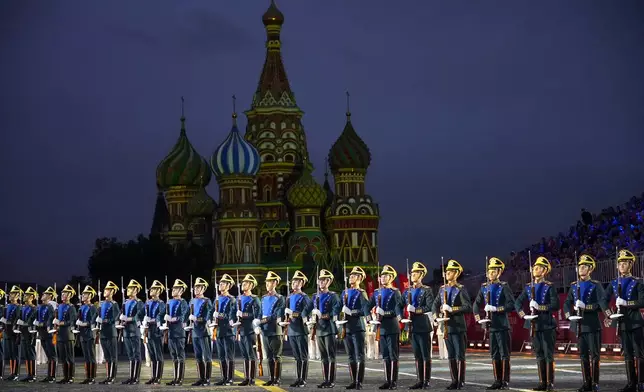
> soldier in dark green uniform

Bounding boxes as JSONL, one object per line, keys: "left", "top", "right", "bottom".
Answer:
{"left": 188, "top": 277, "right": 213, "bottom": 386}
{"left": 237, "top": 274, "right": 261, "bottom": 386}
{"left": 339, "top": 266, "right": 369, "bottom": 390}
{"left": 514, "top": 256, "right": 559, "bottom": 392}
{"left": 98, "top": 280, "right": 121, "bottom": 384}
{"left": 0, "top": 288, "right": 5, "bottom": 380}
{"left": 143, "top": 280, "right": 166, "bottom": 385}
{"left": 35, "top": 286, "right": 57, "bottom": 383}
{"left": 2, "top": 286, "right": 22, "bottom": 381}
{"left": 473, "top": 257, "right": 515, "bottom": 390}
{"left": 432, "top": 259, "right": 471, "bottom": 390}
{"left": 162, "top": 279, "right": 189, "bottom": 386}
{"left": 55, "top": 284, "right": 78, "bottom": 384}
{"left": 310, "top": 269, "right": 341, "bottom": 388}
{"left": 76, "top": 285, "right": 98, "bottom": 384}
{"left": 282, "top": 270, "right": 313, "bottom": 387}
{"left": 369, "top": 264, "right": 404, "bottom": 390}
{"left": 120, "top": 279, "right": 145, "bottom": 384}
{"left": 563, "top": 254, "right": 607, "bottom": 392}
{"left": 212, "top": 273, "right": 238, "bottom": 386}
{"left": 603, "top": 249, "right": 644, "bottom": 392}
{"left": 402, "top": 261, "right": 435, "bottom": 389}
{"left": 259, "top": 271, "right": 286, "bottom": 386}
{"left": 17, "top": 287, "right": 38, "bottom": 382}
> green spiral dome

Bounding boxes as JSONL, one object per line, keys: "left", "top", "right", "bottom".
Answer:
{"left": 287, "top": 162, "right": 326, "bottom": 209}
{"left": 328, "top": 115, "right": 371, "bottom": 172}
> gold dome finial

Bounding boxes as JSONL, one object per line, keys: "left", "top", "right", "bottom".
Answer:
{"left": 180, "top": 96, "right": 186, "bottom": 132}
{"left": 232, "top": 94, "right": 237, "bottom": 125}
{"left": 345, "top": 90, "right": 351, "bottom": 120}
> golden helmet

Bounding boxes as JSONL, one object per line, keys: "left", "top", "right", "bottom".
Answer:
{"left": 411, "top": 261, "right": 428, "bottom": 274}
{"left": 488, "top": 257, "right": 505, "bottom": 272}
{"left": 43, "top": 286, "right": 57, "bottom": 299}
{"left": 265, "top": 271, "right": 281, "bottom": 282}
{"left": 61, "top": 284, "right": 76, "bottom": 297}
{"left": 618, "top": 249, "right": 636, "bottom": 262}
{"left": 104, "top": 281, "right": 119, "bottom": 291}
{"left": 149, "top": 280, "right": 165, "bottom": 291}
{"left": 219, "top": 274, "right": 235, "bottom": 285}
{"left": 292, "top": 270, "right": 308, "bottom": 283}
{"left": 319, "top": 269, "right": 334, "bottom": 281}
{"left": 381, "top": 264, "right": 397, "bottom": 280}
{"left": 172, "top": 279, "right": 188, "bottom": 289}
{"left": 242, "top": 274, "right": 258, "bottom": 287}
{"left": 82, "top": 285, "right": 97, "bottom": 298}
{"left": 194, "top": 277, "right": 209, "bottom": 288}
{"left": 578, "top": 254, "right": 596, "bottom": 269}
{"left": 24, "top": 286, "right": 38, "bottom": 298}
{"left": 127, "top": 279, "right": 143, "bottom": 290}
{"left": 533, "top": 256, "right": 551, "bottom": 273}
{"left": 10, "top": 285, "right": 24, "bottom": 296}
{"left": 349, "top": 266, "right": 366, "bottom": 279}
{"left": 446, "top": 259, "right": 464, "bottom": 275}
{"left": 0, "top": 288, "right": 5, "bottom": 299}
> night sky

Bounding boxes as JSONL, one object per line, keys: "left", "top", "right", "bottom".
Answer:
{"left": 2, "top": 1, "right": 644, "bottom": 285}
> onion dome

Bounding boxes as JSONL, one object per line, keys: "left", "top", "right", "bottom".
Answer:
{"left": 287, "top": 162, "right": 326, "bottom": 209}
{"left": 328, "top": 107, "right": 371, "bottom": 173}
{"left": 211, "top": 107, "right": 260, "bottom": 178}
{"left": 187, "top": 184, "right": 217, "bottom": 217}
{"left": 263, "top": 0, "right": 284, "bottom": 26}
{"left": 156, "top": 106, "right": 211, "bottom": 189}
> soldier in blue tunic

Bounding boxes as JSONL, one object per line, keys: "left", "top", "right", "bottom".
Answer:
{"left": 402, "top": 261, "right": 435, "bottom": 390}
{"left": 514, "top": 256, "right": 559, "bottom": 392}
{"left": 76, "top": 285, "right": 98, "bottom": 384}
{"left": 604, "top": 249, "right": 644, "bottom": 392}
{"left": 236, "top": 274, "right": 261, "bottom": 386}
{"left": 189, "top": 276, "right": 213, "bottom": 386}
{"left": 0, "top": 288, "right": 5, "bottom": 379}
{"left": 162, "top": 278, "right": 189, "bottom": 386}
{"left": 563, "top": 254, "right": 608, "bottom": 392}
{"left": 369, "top": 264, "right": 404, "bottom": 390}
{"left": 310, "top": 269, "right": 341, "bottom": 388}
{"left": 55, "top": 284, "right": 78, "bottom": 384}
{"left": 119, "top": 279, "right": 145, "bottom": 384}
{"left": 143, "top": 280, "right": 166, "bottom": 385}
{"left": 98, "top": 280, "right": 121, "bottom": 384}
{"left": 432, "top": 259, "right": 471, "bottom": 390}
{"left": 259, "top": 271, "right": 286, "bottom": 386}
{"left": 281, "top": 270, "right": 313, "bottom": 387}
{"left": 1, "top": 285, "right": 22, "bottom": 381}
{"left": 34, "top": 286, "right": 57, "bottom": 383}
{"left": 473, "top": 257, "right": 516, "bottom": 390}
{"left": 211, "top": 273, "right": 238, "bottom": 386}
{"left": 17, "top": 287, "right": 38, "bottom": 382}
{"left": 338, "top": 266, "right": 369, "bottom": 390}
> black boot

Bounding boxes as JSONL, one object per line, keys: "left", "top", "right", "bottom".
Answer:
{"left": 300, "top": 360, "right": 309, "bottom": 387}
{"left": 145, "top": 361, "right": 157, "bottom": 385}
{"left": 457, "top": 360, "right": 465, "bottom": 389}
{"left": 40, "top": 360, "right": 51, "bottom": 383}
{"left": 501, "top": 359, "right": 509, "bottom": 390}
{"left": 318, "top": 361, "right": 330, "bottom": 388}
{"left": 591, "top": 358, "right": 600, "bottom": 392}
{"left": 176, "top": 361, "right": 185, "bottom": 385}
{"left": 291, "top": 360, "right": 302, "bottom": 387}
{"left": 446, "top": 359, "right": 458, "bottom": 390}
{"left": 274, "top": 360, "right": 282, "bottom": 386}
{"left": 99, "top": 362, "right": 111, "bottom": 384}
{"left": 191, "top": 361, "right": 205, "bottom": 386}
{"left": 122, "top": 361, "right": 134, "bottom": 384}
{"left": 357, "top": 362, "right": 365, "bottom": 390}
{"left": 131, "top": 360, "right": 141, "bottom": 384}
{"left": 545, "top": 362, "right": 555, "bottom": 391}
{"left": 346, "top": 362, "right": 358, "bottom": 389}
{"left": 80, "top": 363, "right": 90, "bottom": 384}
{"left": 617, "top": 360, "right": 636, "bottom": 392}
{"left": 638, "top": 358, "right": 644, "bottom": 392}
{"left": 324, "top": 361, "right": 336, "bottom": 389}
{"left": 487, "top": 360, "right": 502, "bottom": 390}
{"left": 379, "top": 360, "right": 392, "bottom": 390}
{"left": 67, "top": 362, "right": 75, "bottom": 383}
{"left": 166, "top": 361, "right": 178, "bottom": 385}
{"left": 19, "top": 360, "right": 30, "bottom": 382}
{"left": 533, "top": 360, "right": 546, "bottom": 391}
{"left": 390, "top": 361, "right": 398, "bottom": 390}
{"left": 410, "top": 360, "right": 424, "bottom": 389}
{"left": 57, "top": 363, "right": 69, "bottom": 384}
{"left": 90, "top": 362, "right": 96, "bottom": 384}
{"left": 577, "top": 360, "right": 591, "bottom": 392}
{"left": 215, "top": 360, "right": 228, "bottom": 385}
{"left": 265, "top": 359, "right": 276, "bottom": 386}
{"left": 239, "top": 360, "right": 250, "bottom": 386}
{"left": 423, "top": 360, "right": 431, "bottom": 389}
{"left": 227, "top": 360, "right": 235, "bottom": 385}
{"left": 204, "top": 360, "right": 212, "bottom": 386}
{"left": 156, "top": 361, "right": 163, "bottom": 384}
{"left": 249, "top": 360, "right": 256, "bottom": 385}
{"left": 0, "top": 359, "right": 3, "bottom": 380}
{"left": 3, "top": 360, "right": 16, "bottom": 381}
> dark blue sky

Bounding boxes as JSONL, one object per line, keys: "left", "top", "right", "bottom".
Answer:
{"left": 2, "top": 1, "right": 644, "bottom": 285}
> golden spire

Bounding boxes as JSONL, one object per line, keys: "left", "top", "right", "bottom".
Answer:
{"left": 232, "top": 94, "right": 237, "bottom": 125}
{"left": 345, "top": 90, "right": 351, "bottom": 121}
{"left": 180, "top": 96, "right": 186, "bottom": 132}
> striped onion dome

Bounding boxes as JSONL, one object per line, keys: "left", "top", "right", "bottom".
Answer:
{"left": 210, "top": 114, "right": 260, "bottom": 178}
{"left": 328, "top": 112, "right": 371, "bottom": 173}
{"left": 287, "top": 162, "right": 326, "bottom": 208}
{"left": 187, "top": 186, "right": 217, "bottom": 217}
{"left": 156, "top": 116, "right": 211, "bottom": 189}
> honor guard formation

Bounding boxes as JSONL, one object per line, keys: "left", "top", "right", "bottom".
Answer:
{"left": 0, "top": 250, "right": 643, "bottom": 391}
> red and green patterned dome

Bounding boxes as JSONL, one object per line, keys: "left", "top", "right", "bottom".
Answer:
{"left": 287, "top": 162, "right": 326, "bottom": 209}
{"left": 328, "top": 114, "right": 371, "bottom": 173}
{"left": 156, "top": 117, "right": 211, "bottom": 189}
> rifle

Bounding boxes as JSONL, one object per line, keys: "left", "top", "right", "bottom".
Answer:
{"left": 94, "top": 280, "right": 101, "bottom": 345}
{"left": 235, "top": 269, "right": 241, "bottom": 342}
{"left": 50, "top": 282, "right": 58, "bottom": 346}
{"left": 339, "top": 262, "right": 348, "bottom": 339}
{"left": 615, "top": 248, "right": 622, "bottom": 337}
{"left": 143, "top": 277, "right": 149, "bottom": 345}
{"left": 310, "top": 265, "right": 320, "bottom": 341}
{"left": 256, "top": 324, "right": 264, "bottom": 376}
{"left": 284, "top": 268, "right": 290, "bottom": 339}
{"left": 529, "top": 251, "right": 536, "bottom": 338}
{"left": 440, "top": 256, "right": 449, "bottom": 339}
{"left": 163, "top": 275, "right": 169, "bottom": 345}
{"left": 376, "top": 259, "right": 382, "bottom": 342}
{"left": 74, "top": 282, "right": 81, "bottom": 347}
{"left": 405, "top": 258, "right": 412, "bottom": 335}
{"left": 483, "top": 256, "right": 490, "bottom": 341}
{"left": 117, "top": 276, "right": 125, "bottom": 342}
{"left": 187, "top": 274, "right": 194, "bottom": 345}
{"left": 212, "top": 271, "right": 219, "bottom": 342}
{"left": 0, "top": 283, "right": 6, "bottom": 340}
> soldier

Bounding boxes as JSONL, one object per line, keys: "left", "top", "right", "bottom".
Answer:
{"left": 211, "top": 273, "right": 238, "bottom": 386}
{"left": 55, "top": 284, "right": 78, "bottom": 384}
{"left": 473, "top": 257, "right": 515, "bottom": 390}
{"left": 1, "top": 286, "right": 22, "bottom": 381}
{"left": 0, "top": 288, "right": 4, "bottom": 379}
{"left": 339, "top": 266, "right": 370, "bottom": 390}
{"left": 75, "top": 285, "right": 98, "bottom": 384}
{"left": 369, "top": 265, "right": 404, "bottom": 390}
{"left": 236, "top": 274, "right": 261, "bottom": 386}
{"left": 432, "top": 259, "right": 471, "bottom": 390}
{"left": 17, "top": 287, "right": 38, "bottom": 382}
{"left": 142, "top": 280, "right": 166, "bottom": 385}
{"left": 163, "top": 279, "right": 189, "bottom": 386}
{"left": 281, "top": 270, "right": 313, "bottom": 387}
{"left": 34, "top": 286, "right": 57, "bottom": 382}
{"left": 259, "top": 271, "right": 286, "bottom": 386}
{"left": 189, "top": 277, "right": 213, "bottom": 386}
{"left": 603, "top": 249, "right": 644, "bottom": 392}
{"left": 97, "top": 280, "right": 121, "bottom": 384}
{"left": 402, "top": 261, "right": 435, "bottom": 390}
{"left": 563, "top": 254, "right": 607, "bottom": 392}
{"left": 119, "top": 279, "right": 145, "bottom": 384}
{"left": 514, "top": 256, "right": 558, "bottom": 392}
{"left": 309, "top": 269, "right": 341, "bottom": 388}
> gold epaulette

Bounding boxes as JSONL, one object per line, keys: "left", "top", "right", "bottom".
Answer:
{"left": 456, "top": 283, "right": 463, "bottom": 288}
{"left": 481, "top": 282, "right": 488, "bottom": 287}
{"left": 544, "top": 280, "right": 552, "bottom": 285}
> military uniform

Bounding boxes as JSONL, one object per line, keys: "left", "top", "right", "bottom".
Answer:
{"left": 212, "top": 274, "right": 238, "bottom": 386}
{"left": 339, "top": 266, "right": 370, "bottom": 390}
{"left": 403, "top": 261, "right": 435, "bottom": 390}
{"left": 369, "top": 264, "right": 405, "bottom": 390}
{"left": 514, "top": 256, "right": 559, "bottom": 391}
{"left": 473, "top": 257, "right": 516, "bottom": 390}
{"left": 76, "top": 285, "right": 98, "bottom": 384}
{"left": 603, "top": 249, "right": 644, "bottom": 392}
{"left": 432, "top": 259, "right": 471, "bottom": 390}
{"left": 35, "top": 287, "right": 57, "bottom": 383}
{"left": 563, "top": 255, "right": 607, "bottom": 392}
{"left": 189, "top": 277, "right": 213, "bottom": 386}
{"left": 143, "top": 280, "right": 166, "bottom": 385}
{"left": 0, "top": 288, "right": 5, "bottom": 380}
{"left": 120, "top": 279, "right": 145, "bottom": 384}
{"left": 237, "top": 274, "right": 261, "bottom": 386}
{"left": 163, "top": 279, "right": 189, "bottom": 386}
{"left": 98, "top": 280, "right": 121, "bottom": 384}
{"left": 284, "top": 270, "right": 313, "bottom": 387}
{"left": 56, "top": 285, "right": 78, "bottom": 384}
{"left": 310, "top": 269, "right": 341, "bottom": 388}
{"left": 17, "top": 287, "right": 38, "bottom": 382}
{"left": 259, "top": 271, "right": 286, "bottom": 386}
{"left": 2, "top": 286, "right": 22, "bottom": 381}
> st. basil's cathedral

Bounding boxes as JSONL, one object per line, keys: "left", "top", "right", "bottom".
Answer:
{"left": 152, "top": 1, "right": 380, "bottom": 284}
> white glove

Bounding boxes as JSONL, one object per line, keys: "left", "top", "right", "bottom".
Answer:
{"left": 254, "top": 327, "right": 261, "bottom": 335}
{"left": 484, "top": 304, "right": 497, "bottom": 312}
{"left": 376, "top": 307, "right": 385, "bottom": 316}
{"left": 17, "top": 320, "right": 25, "bottom": 326}
{"left": 529, "top": 300, "right": 539, "bottom": 311}
{"left": 407, "top": 305, "right": 416, "bottom": 313}
{"left": 170, "top": 317, "right": 178, "bottom": 322}
{"left": 212, "top": 311, "right": 219, "bottom": 319}
{"left": 236, "top": 310, "right": 243, "bottom": 318}
{"left": 342, "top": 306, "right": 353, "bottom": 315}
{"left": 441, "top": 304, "right": 452, "bottom": 313}
{"left": 164, "top": 314, "right": 171, "bottom": 322}
{"left": 119, "top": 314, "right": 127, "bottom": 321}
{"left": 33, "top": 320, "right": 41, "bottom": 327}
{"left": 75, "top": 320, "right": 82, "bottom": 326}
{"left": 0, "top": 317, "right": 6, "bottom": 324}
{"left": 252, "top": 319, "right": 261, "bottom": 328}
{"left": 312, "top": 309, "right": 322, "bottom": 318}
{"left": 95, "top": 317, "right": 102, "bottom": 323}
{"left": 143, "top": 316, "right": 150, "bottom": 323}
{"left": 616, "top": 297, "right": 628, "bottom": 307}
{"left": 53, "top": 318, "right": 60, "bottom": 326}
{"left": 189, "top": 314, "right": 197, "bottom": 321}
{"left": 229, "top": 320, "right": 234, "bottom": 327}
{"left": 575, "top": 300, "right": 586, "bottom": 309}
{"left": 284, "top": 308, "right": 293, "bottom": 315}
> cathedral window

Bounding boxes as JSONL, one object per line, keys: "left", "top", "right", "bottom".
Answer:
{"left": 262, "top": 154, "right": 275, "bottom": 162}
{"left": 282, "top": 131, "right": 296, "bottom": 139}
{"left": 352, "top": 232, "right": 358, "bottom": 247}
{"left": 284, "top": 154, "right": 295, "bottom": 163}
{"left": 282, "top": 142, "right": 297, "bottom": 150}
{"left": 263, "top": 185, "right": 272, "bottom": 201}
{"left": 372, "top": 232, "right": 377, "bottom": 247}
{"left": 312, "top": 216, "right": 317, "bottom": 227}
{"left": 270, "top": 122, "right": 276, "bottom": 129}
{"left": 281, "top": 122, "right": 286, "bottom": 129}
{"left": 241, "top": 189, "right": 246, "bottom": 203}
{"left": 244, "top": 244, "right": 251, "bottom": 263}
{"left": 334, "top": 233, "right": 339, "bottom": 247}
{"left": 362, "top": 248, "right": 368, "bottom": 263}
